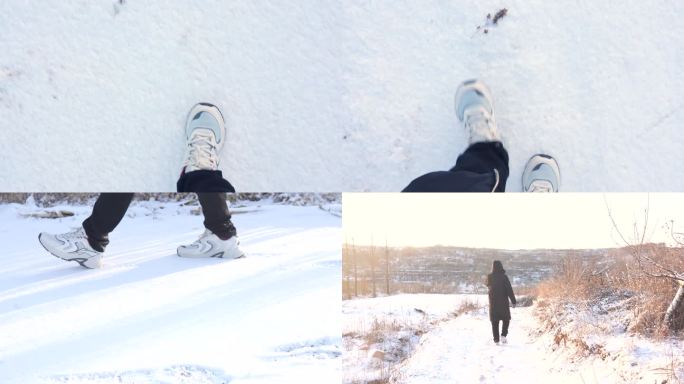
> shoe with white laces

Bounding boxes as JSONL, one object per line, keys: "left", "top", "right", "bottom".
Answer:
{"left": 181, "top": 103, "right": 226, "bottom": 173}
{"left": 522, "top": 154, "right": 561, "bottom": 192}
{"left": 455, "top": 80, "right": 501, "bottom": 144}
{"left": 177, "top": 230, "right": 245, "bottom": 259}
{"left": 38, "top": 227, "right": 103, "bottom": 269}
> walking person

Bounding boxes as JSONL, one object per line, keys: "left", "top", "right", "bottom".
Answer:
{"left": 38, "top": 103, "right": 244, "bottom": 268}
{"left": 486, "top": 260, "right": 517, "bottom": 345}
{"left": 402, "top": 80, "right": 561, "bottom": 193}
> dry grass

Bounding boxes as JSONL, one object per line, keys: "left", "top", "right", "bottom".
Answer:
{"left": 537, "top": 249, "right": 683, "bottom": 337}
{"left": 534, "top": 246, "right": 684, "bottom": 376}
{"left": 452, "top": 297, "right": 481, "bottom": 317}
{"left": 343, "top": 315, "right": 430, "bottom": 384}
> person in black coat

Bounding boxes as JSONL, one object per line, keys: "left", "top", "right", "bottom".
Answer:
{"left": 486, "top": 260, "right": 517, "bottom": 344}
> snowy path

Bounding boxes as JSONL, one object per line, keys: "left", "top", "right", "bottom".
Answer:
{"left": 1, "top": 1, "right": 683, "bottom": 191}
{"left": 398, "top": 307, "right": 576, "bottom": 384}
{"left": 0, "top": 201, "right": 341, "bottom": 383}
{"left": 397, "top": 301, "right": 677, "bottom": 384}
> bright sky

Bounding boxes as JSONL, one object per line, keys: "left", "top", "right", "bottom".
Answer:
{"left": 342, "top": 193, "right": 684, "bottom": 250}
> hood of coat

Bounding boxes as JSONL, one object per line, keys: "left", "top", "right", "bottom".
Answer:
{"left": 491, "top": 260, "right": 505, "bottom": 274}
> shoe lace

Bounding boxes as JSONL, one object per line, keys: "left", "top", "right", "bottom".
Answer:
{"left": 189, "top": 229, "right": 213, "bottom": 245}
{"left": 62, "top": 227, "right": 86, "bottom": 239}
{"left": 185, "top": 130, "right": 219, "bottom": 171}
{"left": 466, "top": 112, "right": 496, "bottom": 142}
{"left": 528, "top": 180, "right": 554, "bottom": 193}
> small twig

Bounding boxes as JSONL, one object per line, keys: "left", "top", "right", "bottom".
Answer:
{"left": 492, "top": 9, "right": 508, "bottom": 24}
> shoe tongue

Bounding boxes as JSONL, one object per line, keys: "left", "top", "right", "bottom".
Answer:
{"left": 466, "top": 112, "right": 496, "bottom": 142}
{"left": 191, "top": 128, "right": 216, "bottom": 140}
{"left": 469, "top": 114, "right": 490, "bottom": 131}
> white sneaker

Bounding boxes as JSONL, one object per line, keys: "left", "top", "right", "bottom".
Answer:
{"left": 501, "top": 336, "right": 507, "bottom": 344}
{"left": 38, "top": 227, "right": 103, "bottom": 269}
{"left": 182, "top": 103, "right": 226, "bottom": 173}
{"left": 177, "top": 230, "right": 245, "bottom": 259}
{"left": 522, "top": 154, "right": 561, "bottom": 192}
{"left": 455, "top": 80, "right": 501, "bottom": 144}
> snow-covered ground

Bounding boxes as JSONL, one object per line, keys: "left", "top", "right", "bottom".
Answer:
{"left": 344, "top": 294, "right": 684, "bottom": 384}
{"left": 1, "top": 1, "right": 683, "bottom": 191}
{"left": 0, "top": 198, "right": 342, "bottom": 383}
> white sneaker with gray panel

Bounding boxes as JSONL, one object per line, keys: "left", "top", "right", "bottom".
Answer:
{"left": 177, "top": 230, "right": 245, "bottom": 259}
{"left": 455, "top": 79, "right": 501, "bottom": 145}
{"left": 182, "top": 103, "right": 226, "bottom": 173}
{"left": 38, "top": 227, "right": 103, "bottom": 269}
{"left": 522, "top": 154, "right": 561, "bottom": 192}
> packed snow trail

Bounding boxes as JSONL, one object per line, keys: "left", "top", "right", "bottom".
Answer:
{"left": 397, "top": 302, "right": 673, "bottom": 384}
{"left": 0, "top": 201, "right": 341, "bottom": 383}
{"left": 398, "top": 307, "right": 578, "bottom": 383}
{"left": 1, "top": 1, "right": 683, "bottom": 191}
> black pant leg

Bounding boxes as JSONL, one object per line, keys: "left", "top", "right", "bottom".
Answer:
{"left": 177, "top": 170, "right": 236, "bottom": 192}
{"left": 197, "top": 193, "right": 237, "bottom": 240}
{"left": 491, "top": 320, "right": 500, "bottom": 342}
{"left": 501, "top": 319, "right": 510, "bottom": 337}
{"left": 82, "top": 193, "right": 134, "bottom": 251}
{"left": 449, "top": 142, "right": 510, "bottom": 192}
{"left": 402, "top": 141, "right": 509, "bottom": 192}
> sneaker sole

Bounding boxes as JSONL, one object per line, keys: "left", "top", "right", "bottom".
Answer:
{"left": 177, "top": 250, "right": 246, "bottom": 259}
{"left": 38, "top": 234, "right": 102, "bottom": 269}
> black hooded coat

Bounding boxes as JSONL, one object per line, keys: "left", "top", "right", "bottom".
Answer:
{"left": 486, "top": 263, "right": 517, "bottom": 321}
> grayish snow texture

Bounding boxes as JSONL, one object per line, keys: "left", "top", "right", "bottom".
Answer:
{"left": 1, "top": 0, "right": 683, "bottom": 191}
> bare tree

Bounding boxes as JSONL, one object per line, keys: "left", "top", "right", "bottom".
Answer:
{"left": 369, "top": 238, "right": 376, "bottom": 297}
{"left": 352, "top": 240, "right": 358, "bottom": 298}
{"left": 385, "top": 239, "right": 390, "bottom": 295}
{"left": 605, "top": 197, "right": 684, "bottom": 331}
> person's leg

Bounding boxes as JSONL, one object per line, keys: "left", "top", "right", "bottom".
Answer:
{"left": 501, "top": 318, "right": 510, "bottom": 338}
{"left": 177, "top": 103, "right": 236, "bottom": 193}
{"left": 38, "top": 193, "right": 134, "bottom": 269}
{"left": 176, "top": 193, "right": 244, "bottom": 259}
{"left": 402, "top": 142, "right": 509, "bottom": 192}
{"left": 197, "top": 193, "right": 237, "bottom": 240}
{"left": 177, "top": 171, "right": 235, "bottom": 193}
{"left": 402, "top": 80, "right": 509, "bottom": 192}
{"left": 82, "top": 193, "right": 135, "bottom": 251}
{"left": 491, "top": 319, "right": 500, "bottom": 343}
{"left": 448, "top": 141, "right": 509, "bottom": 192}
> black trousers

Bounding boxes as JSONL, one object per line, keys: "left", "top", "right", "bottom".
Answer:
{"left": 402, "top": 142, "right": 509, "bottom": 192}
{"left": 82, "top": 170, "right": 236, "bottom": 251}
{"left": 177, "top": 170, "right": 235, "bottom": 193}
{"left": 491, "top": 318, "right": 510, "bottom": 342}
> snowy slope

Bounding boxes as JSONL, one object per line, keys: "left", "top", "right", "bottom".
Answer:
{"left": 344, "top": 294, "right": 683, "bottom": 384}
{"left": 0, "top": 200, "right": 341, "bottom": 383}
{"left": 1, "top": 1, "right": 683, "bottom": 191}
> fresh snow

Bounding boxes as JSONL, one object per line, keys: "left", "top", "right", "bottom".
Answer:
{"left": 0, "top": 199, "right": 341, "bottom": 383}
{"left": 1, "top": 1, "right": 683, "bottom": 191}
{"left": 344, "top": 294, "right": 683, "bottom": 384}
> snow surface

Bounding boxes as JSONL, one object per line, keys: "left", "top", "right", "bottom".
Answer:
{"left": 344, "top": 294, "right": 684, "bottom": 384}
{"left": 1, "top": 1, "right": 683, "bottom": 191}
{"left": 0, "top": 200, "right": 341, "bottom": 383}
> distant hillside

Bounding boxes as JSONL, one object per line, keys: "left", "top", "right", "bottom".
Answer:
{"left": 342, "top": 244, "right": 630, "bottom": 298}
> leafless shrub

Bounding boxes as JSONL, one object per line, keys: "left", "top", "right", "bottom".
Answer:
{"left": 452, "top": 298, "right": 481, "bottom": 317}
{"left": 605, "top": 197, "right": 684, "bottom": 333}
